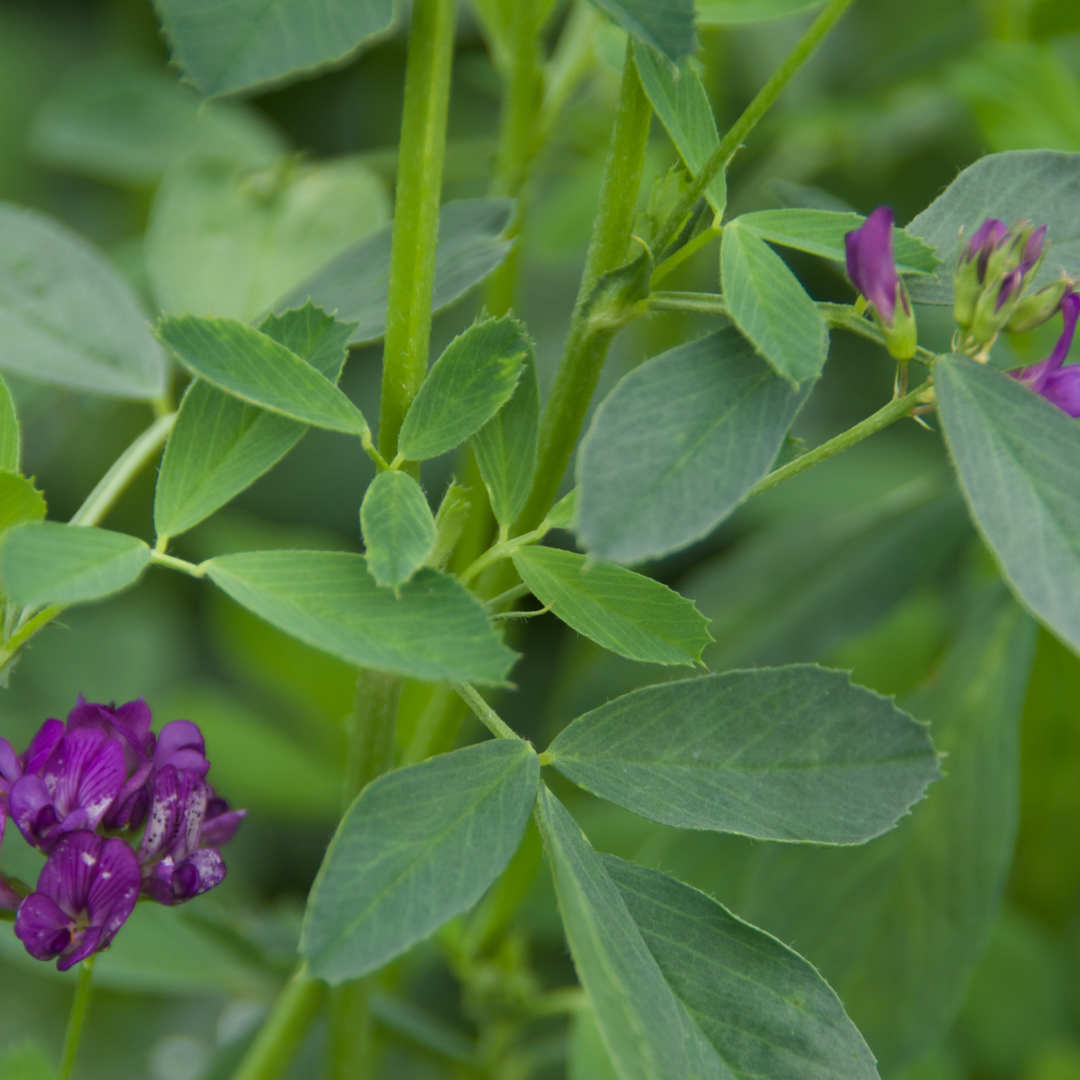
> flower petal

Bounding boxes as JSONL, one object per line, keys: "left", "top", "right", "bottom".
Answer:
{"left": 15, "top": 892, "right": 72, "bottom": 961}
{"left": 86, "top": 838, "right": 140, "bottom": 947}
{"left": 59, "top": 925, "right": 103, "bottom": 972}
{"left": 153, "top": 720, "right": 208, "bottom": 776}
{"left": 22, "top": 719, "right": 63, "bottom": 776}
{"left": 36, "top": 830, "right": 104, "bottom": 918}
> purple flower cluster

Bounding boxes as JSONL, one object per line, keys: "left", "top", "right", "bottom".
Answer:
{"left": 0, "top": 698, "right": 244, "bottom": 971}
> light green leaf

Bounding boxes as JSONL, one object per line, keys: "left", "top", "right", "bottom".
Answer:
{"left": 577, "top": 326, "right": 810, "bottom": 564}
{"left": 156, "top": 315, "right": 369, "bottom": 437}
{"left": 0, "top": 474, "right": 46, "bottom": 536}
{"left": 736, "top": 209, "right": 939, "bottom": 273}
{"left": 907, "top": 150, "right": 1080, "bottom": 305}
{"left": 545, "top": 488, "right": 579, "bottom": 532}
{"left": 547, "top": 665, "right": 940, "bottom": 844}
{"left": 535, "top": 783, "right": 728, "bottom": 1080}
{"left": 153, "top": 0, "right": 396, "bottom": 98}
{"left": 398, "top": 315, "right": 529, "bottom": 462}
{"left": 472, "top": 352, "right": 540, "bottom": 529}
{"left": 0, "top": 203, "right": 168, "bottom": 399}
{"left": 936, "top": 354, "right": 1080, "bottom": 654}
{"left": 205, "top": 550, "right": 516, "bottom": 684}
{"left": 696, "top": 0, "right": 824, "bottom": 24}
{"left": 154, "top": 305, "right": 353, "bottom": 540}
{"left": 605, "top": 856, "right": 878, "bottom": 1080}
{"left": 634, "top": 43, "right": 726, "bottom": 215}
{"left": 272, "top": 197, "right": 515, "bottom": 345}
{"left": 512, "top": 546, "right": 712, "bottom": 665}
{"left": 0, "top": 523, "right": 150, "bottom": 607}
{"left": 147, "top": 154, "right": 389, "bottom": 322}
{"left": 302, "top": 739, "right": 539, "bottom": 983}
{"left": 361, "top": 470, "right": 437, "bottom": 590}
{"left": 721, "top": 218, "right": 829, "bottom": 385}
{"left": 736, "top": 586, "right": 1034, "bottom": 1073}
{"left": 0, "top": 1043, "right": 55, "bottom": 1080}
{"left": 587, "top": 0, "right": 697, "bottom": 62}
{"left": 569, "top": 1009, "right": 621, "bottom": 1080}
{"left": 0, "top": 373, "right": 20, "bottom": 474}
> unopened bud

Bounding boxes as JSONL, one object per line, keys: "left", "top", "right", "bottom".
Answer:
{"left": 1006, "top": 279, "right": 1073, "bottom": 333}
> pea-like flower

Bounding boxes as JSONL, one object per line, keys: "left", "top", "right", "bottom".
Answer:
{"left": 1012, "top": 292, "right": 1080, "bottom": 417}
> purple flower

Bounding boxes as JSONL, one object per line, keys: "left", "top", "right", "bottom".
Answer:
{"left": 153, "top": 720, "right": 210, "bottom": 778}
{"left": 15, "top": 830, "right": 140, "bottom": 970}
{"left": 1013, "top": 292, "right": 1080, "bottom": 417}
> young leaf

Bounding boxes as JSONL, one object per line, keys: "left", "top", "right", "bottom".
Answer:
{"left": 271, "top": 197, "right": 516, "bottom": 346}
{"left": 935, "top": 353, "right": 1080, "bottom": 654}
{"left": 397, "top": 315, "right": 529, "bottom": 462}
{"left": 604, "top": 856, "right": 879, "bottom": 1080}
{"left": 577, "top": 326, "right": 810, "bottom": 564}
{"left": 302, "top": 739, "right": 539, "bottom": 983}
{"left": 633, "top": 43, "right": 726, "bottom": 215}
{"left": 544, "top": 488, "right": 579, "bottom": 532}
{"left": 736, "top": 209, "right": 939, "bottom": 273}
{"left": 153, "top": 0, "right": 396, "bottom": 98}
{"left": 0, "top": 474, "right": 46, "bottom": 536}
{"left": 360, "top": 471, "right": 437, "bottom": 590}
{"left": 0, "top": 523, "right": 150, "bottom": 607}
{"left": 0, "top": 203, "right": 168, "bottom": 400}
{"left": 156, "top": 315, "right": 369, "bottom": 437}
{"left": 511, "top": 547, "right": 712, "bottom": 666}
{"left": 0, "top": 374, "right": 20, "bottom": 474}
{"left": 546, "top": 665, "right": 940, "bottom": 844}
{"left": 587, "top": 0, "right": 697, "bottom": 63}
{"left": 204, "top": 550, "right": 516, "bottom": 684}
{"left": 471, "top": 352, "right": 540, "bottom": 529}
{"left": 697, "top": 0, "right": 826, "bottom": 24}
{"left": 153, "top": 306, "right": 353, "bottom": 540}
{"left": 721, "top": 218, "right": 829, "bottom": 385}
{"left": 427, "top": 481, "right": 472, "bottom": 571}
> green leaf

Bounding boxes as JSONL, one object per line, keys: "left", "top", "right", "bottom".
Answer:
{"left": 302, "top": 739, "right": 539, "bottom": 983}
{"left": 272, "top": 197, "right": 515, "bottom": 346}
{"left": 604, "top": 856, "right": 878, "bottom": 1080}
{"left": 721, "top": 218, "right": 829, "bottom": 385}
{"left": 547, "top": 664, "right": 940, "bottom": 844}
{"left": 634, "top": 43, "right": 726, "bottom": 215}
{"left": 398, "top": 315, "right": 529, "bottom": 462}
{"left": 204, "top": 550, "right": 516, "bottom": 684}
{"left": 360, "top": 471, "right": 437, "bottom": 590}
{"left": 536, "top": 783, "right": 728, "bottom": 1080}
{"left": 0, "top": 523, "right": 150, "bottom": 607}
{"left": 935, "top": 354, "right": 1080, "bottom": 654}
{"left": 0, "top": 1043, "right": 55, "bottom": 1080}
{"left": 156, "top": 315, "right": 369, "bottom": 437}
{"left": 0, "top": 203, "right": 168, "bottom": 400}
{"left": 696, "top": 0, "right": 824, "bottom": 24}
{"left": 511, "top": 546, "right": 712, "bottom": 666}
{"left": 472, "top": 352, "right": 540, "bottom": 529}
{"left": 147, "top": 154, "right": 389, "bottom": 323}
{"left": 577, "top": 326, "right": 810, "bottom": 564}
{"left": 0, "top": 373, "right": 20, "bottom": 474}
{"left": 0, "top": 474, "right": 46, "bottom": 536}
{"left": 736, "top": 586, "right": 1034, "bottom": 1073}
{"left": 153, "top": 0, "right": 396, "bottom": 98}
{"left": 736, "top": 209, "right": 939, "bottom": 274}
{"left": 907, "top": 150, "right": 1080, "bottom": 305}
{"left": 545, "top": 488, "right": 579, "bottom": 531}
{"left": 569, "top": 1009, "right": 621, "bottom": 1080}
{"left": 153, "top": 305, "right": 353, "bottom": 540}
{"left": 587, "top": 0, "right": 697, "bottom": 62}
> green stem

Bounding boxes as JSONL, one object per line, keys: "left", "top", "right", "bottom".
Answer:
{"left": 651, "top": 224, "right": 722, "bottom": 285}
{"left": 327, "top": 980, "right": 374, "bottom": 1080}
{"left": 342, "top": 669, "right": 401, "bottom": 809}
{"left": 231, "top": 970, "right": 327, "bottom": 1080}
{"left": 651, "top": 0, "right": 859, "bottom": 257}
{"left": 59, "top": 955, "right": 95, "bottom": 1080}
{"left": 378, "top": 0, "right": 458, "bottom": 465}
{"left": 515, "top": 41, "right": 653, "bottom": 532}
{"left": 149, "top": 551, "right": 206, "bottom": 577}
{"left": 459, "top": 524, "right": 545, "bottom": 584}
{"left": 449, "top": 682, "right": 521, "bottom": 741}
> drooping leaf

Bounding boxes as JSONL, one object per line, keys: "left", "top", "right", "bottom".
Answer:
{"left": 0, "top": 523, "right": 150, "bottom": 607}
{"left": 577, "top": 326, "right": 810, "bottom": 564}
{"left": 204, "top": 550, "right": 516, "bottom": 684}
{"left": 0, "top": 475, "right": 46, "bottom": 536}
{"left": 696, "top": 0, "right": 824, "bottom": 23}
{"left": 0, "top": 374, "right": 20, "bottom": 474}
{"left": 547, "top": 665, "right": 940, "bottom": 844}
{"left": 153, "top": 306, "right": 353, "bottom": 540}
{"left": 156, "top": 315, "right": 369, "bottom": 437}
{"left": 302, "top": 739, "right": 539, "bottom": 983}
{"left": 736, "top": 586, "right": 1034, "bottom": 1073}
{"left": 360, "top": 471, "right": 437, "bottom": 590}
{"left": 906, "top": 150, "right": 1080, "bottom": 305}
{"left": 153, "top": 0, "right": 396, "bottom": 98}
{"left": 587, "top": 0, "right": 697, "bottom": 62}
{"left": 721, "top": 218, "right": 829, "bottom": 385}
{"left": 0, "top": 203, "right": 168, "bottom": 400}
{"left": 512, "top": 546, "right": 712, "bottom": 666}
{"left": 397, "top": 316, "right": 529, "bottom": 462}
{"left": 272, "top": 197, "right": 516, "bottom": 345}
{"left": 634, "top": 43, "right": 726, "bottom": 215}
{"left": 605, "top": 856, "right": 879, "bottom": 1080}
{"left": 471, "top": 352, "right": 540, "bottom": 529}
{"left": 735, "top": 209, "right": 939, "bottom": 273}
{"left": 935, "top": 353, "right": 1080, "bottom": 654}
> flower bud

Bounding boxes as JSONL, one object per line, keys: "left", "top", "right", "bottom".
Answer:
{"left": 1005, "top": 278, "right": 1073, "bottom": 333}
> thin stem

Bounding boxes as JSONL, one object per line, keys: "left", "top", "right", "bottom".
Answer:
{"left": 459, "top": 525, "right": 545, "bottom": 585}
{"left": 648, "top": 290, "right": 730, "bottom": 317}
{"left": 651, "top": 0, "right": 859, "bottom": 256}
{"left": 230, "top": 969, "right": 327, "bottom": 1080}
{"left": 378, "top": 0, "right": 458, "bottom": 466}
{"left": 149, "top": 551, "right": 206, "bottom": 578}
{"left": 538, "top": 2, "right": 601, "bottom": 143}
{"left": 483, "top": 582, "right": 532, "bottom": 613}
{"left": 59, "top": 955, "right": 95, "bottom": 1080}
{"left": 450, "top": 682, "right": 521, "bottom": 741}
{"left": 342, "top": 670, "right": 400, "bottom": 810}
{"left": 651, "top": 224, "right": 722, "bottom": 285}
{"left": 327, "top": 980, "right": 374, "bottom": 1080}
